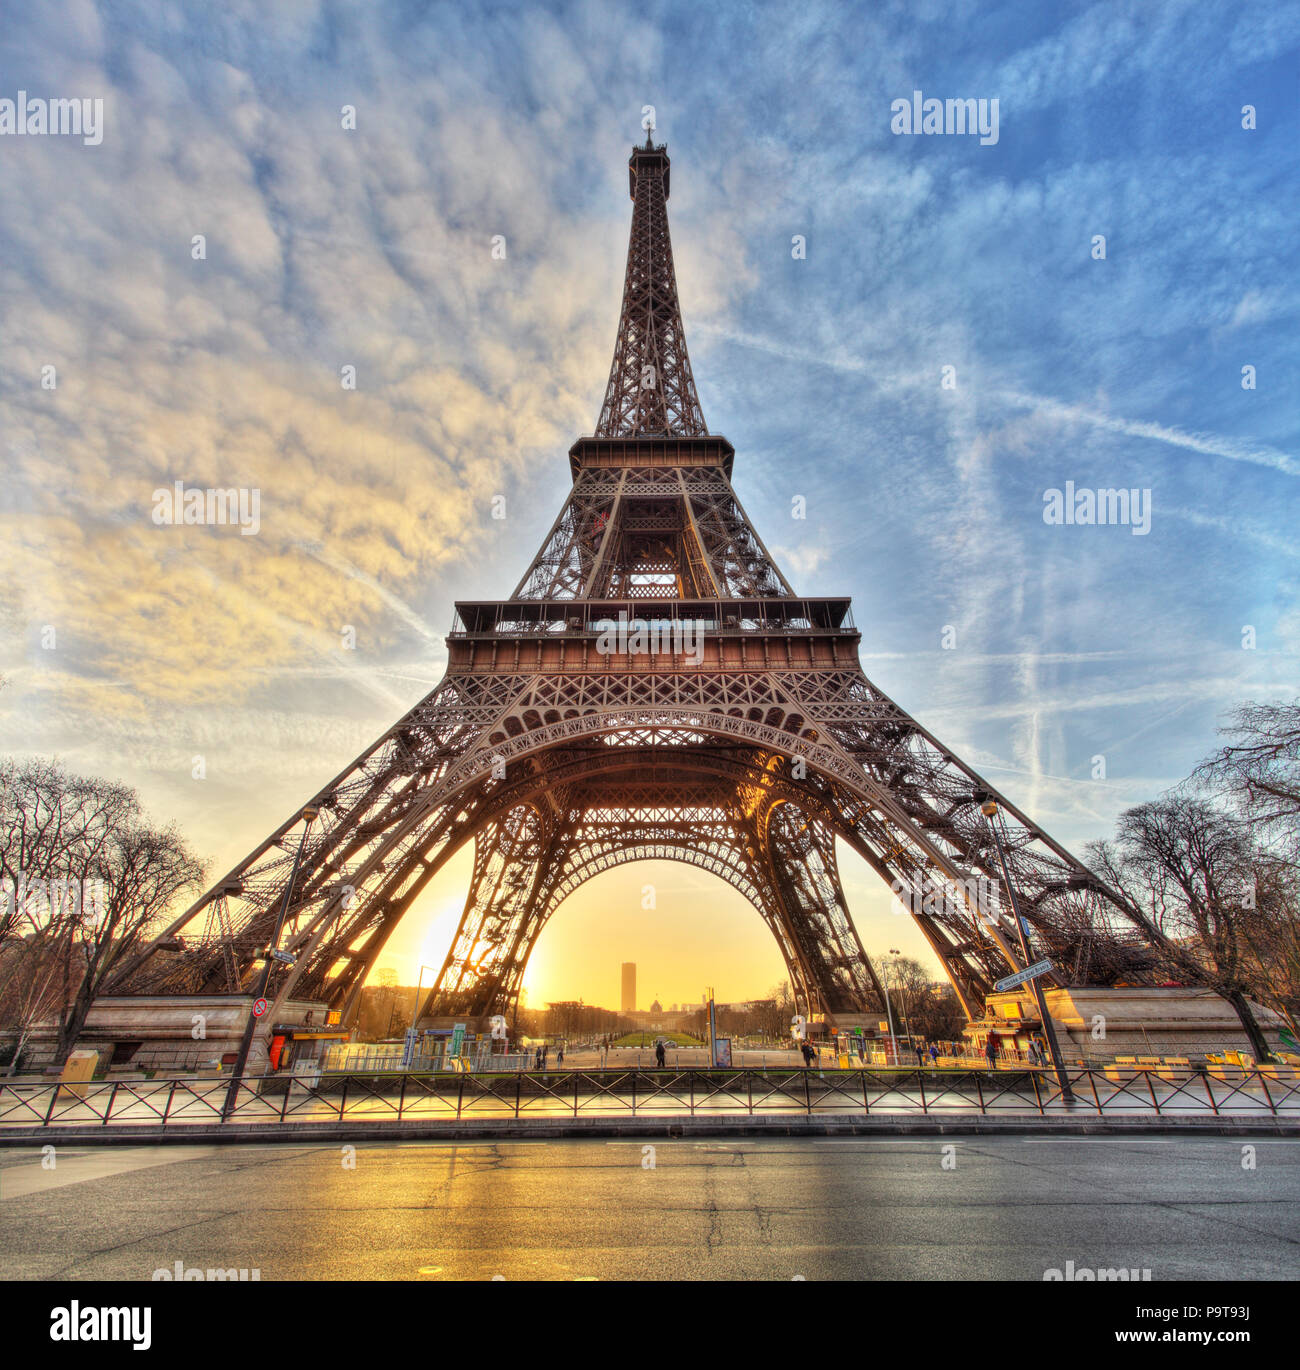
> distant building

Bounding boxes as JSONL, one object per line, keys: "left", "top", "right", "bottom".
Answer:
{"left": 626, "top": 1005, "right": 697, "bottom": 1031}
{"left": 621, "top": 962, "right": 636, "bottom": 1013}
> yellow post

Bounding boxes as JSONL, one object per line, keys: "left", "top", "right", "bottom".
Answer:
{"left": 57, "top": 1050, "right": 99, "bottom": 1100}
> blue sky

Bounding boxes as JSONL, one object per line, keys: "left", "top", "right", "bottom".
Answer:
{"left": 1, "top": 0, "right": 1296, "bottom": 1004}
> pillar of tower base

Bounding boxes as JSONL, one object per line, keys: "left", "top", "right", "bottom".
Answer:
{"left": 968, "top": 987, "right": 1289, "bottom": 1063}
{"left": 8, "top": 996, "right": 334, "bottom": 1074}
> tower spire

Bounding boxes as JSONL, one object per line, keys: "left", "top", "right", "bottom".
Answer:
{"left": 595, "top": 139, "right": 708, "bottom": 438}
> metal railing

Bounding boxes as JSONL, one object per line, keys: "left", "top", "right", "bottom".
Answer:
{"left": 1, "top": 1064, "right": 1297, "bottom": 1132}
{"left": 320, "top": 1046, "right": 533, "bottom": 1074}
{"left": 449, "top": 596, "right": 855, "bottom": 638}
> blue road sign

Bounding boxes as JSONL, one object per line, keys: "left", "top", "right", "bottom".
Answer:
{"left": 993, "top": 958, "right": 1054, "bottom": 993}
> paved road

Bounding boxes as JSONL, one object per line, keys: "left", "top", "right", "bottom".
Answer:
{"left": 1, "top": 1137, "right": 1297, "bottom": 1280}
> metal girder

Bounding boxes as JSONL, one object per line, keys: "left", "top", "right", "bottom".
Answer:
{"left": 104, "top": 662, "right": 1159, "bottom": 1022}
{"left": 510, "top": 464, "right": 790, "bottom": 604}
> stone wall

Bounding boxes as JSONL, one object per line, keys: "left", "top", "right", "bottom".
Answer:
{"left": 5, "top": 996, "right": 333, "bottom": 1074}
{"left": 971, "top": 986, "right": 1289, "bottom": 1063}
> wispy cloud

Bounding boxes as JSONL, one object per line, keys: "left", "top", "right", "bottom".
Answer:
{"left": 997, "top": 391, "right": 1300, "bottom": 479}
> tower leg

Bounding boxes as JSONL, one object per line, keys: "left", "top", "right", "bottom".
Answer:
{"left": 761, "top": 805, "right": 885, "bottom": 1020}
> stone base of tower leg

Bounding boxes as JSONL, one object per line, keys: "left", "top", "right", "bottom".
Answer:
{"left": 3, "top": 995, "right": 338, "bottom": 1074}
{"left": 967, "top": 986, "right": 1290, "bottom": 1063}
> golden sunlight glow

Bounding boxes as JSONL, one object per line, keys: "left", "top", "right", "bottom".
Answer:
{"left": 368, "top": 842, "right": 943, "bottom": 1006}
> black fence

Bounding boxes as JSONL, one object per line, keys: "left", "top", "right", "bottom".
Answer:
{"left": 1, "top": 1063, "right": 1298, "bottom": 1131}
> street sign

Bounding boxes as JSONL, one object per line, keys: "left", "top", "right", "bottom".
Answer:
{"left": 251, "top": 997, "right": 269, "bottom": 1018}
{"left": 993, "top": 959, "right": 1054, "bottom": 993}
{"left": 270, "top": 949, "right": 296, "bottom": 965}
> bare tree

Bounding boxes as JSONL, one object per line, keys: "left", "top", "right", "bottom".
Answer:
{"left": 879, "top": 954, "right": 930, "bottom": 1037}
{"left": 1232, "top": 855, "right": 1300, "bottom": 1040}
{"left": 0, "top": 759, "right": 204, "bottom": 1065}
{"left": 0, "top": 759, "right": 133, "bottom": 946}
{"left": 1087, "top": 797, "right": 1281, "bottom": 1061}
{"left": 761, "top": 979, "right": 795, "bottom": 1039}
{"left": 914, "top": 982, "right": 966, "bottom": 1043}
{"left": 874, "top": 954, "right": 964, "bottom": 1044}
{"left": 1190, "top": 699, "right": 1300, "bottom": 863}
{"left": 0, "top": 935, "right": 67, "bottom": 1073}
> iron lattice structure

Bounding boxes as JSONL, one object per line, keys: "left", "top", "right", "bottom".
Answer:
{"left": 106, "top": 137, "right": 1161, "bottom": 1027}
{"left": 595, "top": 137, "right": 707, "bottom": 439}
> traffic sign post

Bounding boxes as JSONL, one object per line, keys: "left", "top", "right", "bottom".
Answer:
{"left": 222, "top": 806, "right": 319, "bottom": 1120}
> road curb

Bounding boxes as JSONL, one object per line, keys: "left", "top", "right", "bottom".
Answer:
{"left": 1, "top": 1113, "right": 1297, "bottom": 1145}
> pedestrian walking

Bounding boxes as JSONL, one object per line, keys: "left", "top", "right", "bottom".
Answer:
{"left": 654, "top": 1039, "right": 666, "bottom": 1068}
{"left": 541, "top": 1043, "right": 549, "bottom": 1069}
{"left": 557, "top": 1043, "right": 564, "bottom": 1067}
{"left": 1026, "top": 1040, "right": 1039, "bottom": 1067}
{"left": 984, "top": 1034, "right": 998, "bottom": 1069}
{"left": 800, "top": 1040, "right": 815, "bottom": 1067}
{"left": 534, "top": 1045, "right": 542, "bottom": 1070}
{"left": 928, "top": 1043, "right": 939, "bottom": 1067}
{"left": 915, "top": 1041, "right": 926, "bottom": 1067}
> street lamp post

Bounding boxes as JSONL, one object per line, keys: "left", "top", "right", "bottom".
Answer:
{"left": 888, "top": 947, "right": 913, "bottom": 1044}
{"left": 879, "top": 954, "right": 899, "bottom": 1065}
{"left": 405, "top": 963, "right": 439, "bottom": 1065}
{"left": 980, "top": 799, "right": 1075, "bottom": 1103}
{"left": 222, "top": 805, "right": 319, "bottom": 1119}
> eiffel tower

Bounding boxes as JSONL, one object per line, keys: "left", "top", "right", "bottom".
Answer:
{"left": 105, "top": 133, "right": 1155, "bottom": 1039}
